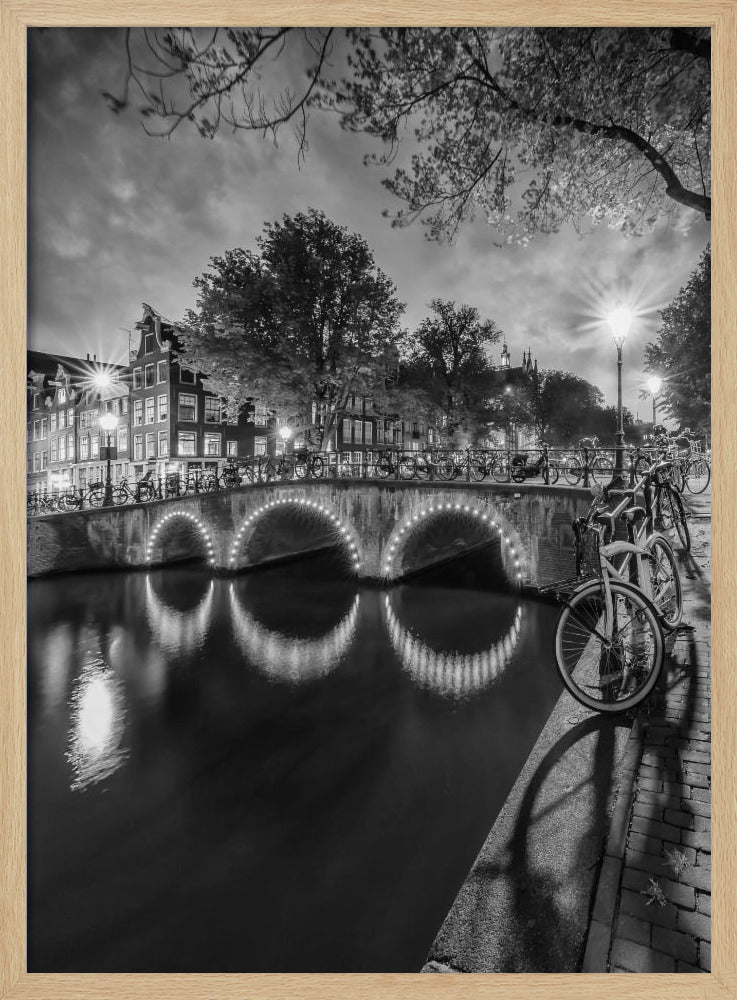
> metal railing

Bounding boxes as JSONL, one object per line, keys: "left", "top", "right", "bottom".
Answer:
{"left": 26, "top": 445, "right": 672, "bottom": 516}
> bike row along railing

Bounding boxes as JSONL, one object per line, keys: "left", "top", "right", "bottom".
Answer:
{"left": 26, "top": 445, "right": 670, "bottom": 516}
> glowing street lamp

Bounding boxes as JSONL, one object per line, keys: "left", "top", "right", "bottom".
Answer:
{"left": 606, "top": 306, "right": 633, "bottom": 483}
{"left": 99, "top": 412, "right": 117, "bottom": 506}
{"left": 278, "top": 424, "right": 292, "bottom": 454}
{"left": 647, "top": 375, "right": 662, "bottom": 426}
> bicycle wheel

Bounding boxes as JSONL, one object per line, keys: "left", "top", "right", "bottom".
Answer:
{"left": 111, "top": 486, "right": 129, "bottom": 506}
{"left": 657, "top": 487, "right": 691, "bottom": 551}
{"left": 555, "top": 578, "right": 664, "bottom": 713}
{"left": 310, "top": 456, "right": 324, "bottom": 479}
{"left": 491, "top": 458, "right": 510, "bottom": 483}
{"left": 590, "top": 457, "right": 614, "bottom": 484}
{"left": 87, "top": 488, "right": 105, "bottom": 508}
{"left": 374, "top": 455, "right": 392, "bottom": 479}
{"left": 469, "top": 457, "right": 488, "bottom": 482}
{"left": 645, "top": 534, "right": 683, "bottom": 630}
{"left": 435, "top": 457, "right": 457, "bottom": 481}
{"left": 547, "top": 462, "right": 560, "bottom": 486}
{"left": 563, "top": 458, "right": 583, "bottom": 486}
{"left": 398, "top": 456, "right": 417, "bottom": 480}
{"left": 685, "top": 457, "right": 710, "bottom": 494}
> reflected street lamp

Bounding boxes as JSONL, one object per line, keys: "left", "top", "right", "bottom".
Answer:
{"left": 99, "top": 412, "right": 117, "bottom": 506}
{"left": 647, "top": 375, "right": 662, "bottom": 427}
{"left": 607, "top": 306, "right": 632, "bottom": 484}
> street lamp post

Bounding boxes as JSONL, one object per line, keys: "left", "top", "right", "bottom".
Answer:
{"left": 647, "top": 375, "right": 662, "bottom": 428}
{"left": 99, "top": 412, "right": 117, "bottom": 506}
{"left": 278, "top": 424, "right": 293, "bottom": 452}
{"left": 607, "top": 306, "right": 633, "bottom": 486}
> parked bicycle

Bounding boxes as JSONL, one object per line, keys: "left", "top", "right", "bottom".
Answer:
{"left": 562, "top": 437, "right": 614, "bottom": 486}
{"left": 111, "top": 475, "right": 157, "bottom": 505}
{"left": 552, "top": 468, "right": 682, "bottom": 713}
{"left": 371, "top": 450, "right": 416, "bottom": 480}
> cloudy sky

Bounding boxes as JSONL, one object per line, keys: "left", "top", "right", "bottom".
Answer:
{"left": 28, "top": 28, "right": 710, "bottom": 417}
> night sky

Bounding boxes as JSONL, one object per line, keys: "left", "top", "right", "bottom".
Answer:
{"left": 27, "top": 28, "right": 711, "bottom": 418}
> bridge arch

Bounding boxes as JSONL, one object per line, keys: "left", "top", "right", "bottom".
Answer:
{"left": 381, "top": 498, "right": 528, "bottom": 585}
{"left": 146, "top": 511, "right": 216, "bottom": 567}
{"left": 229, "top": 496, "right": 362, "bottom": 573}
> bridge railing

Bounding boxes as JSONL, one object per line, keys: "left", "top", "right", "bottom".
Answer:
{"left": 27, "top": 445, "right": 658, "bottom": 516}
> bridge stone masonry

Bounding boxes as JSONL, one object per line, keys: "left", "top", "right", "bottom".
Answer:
{"left": 27, "top": 479, "right": 593, "bottom": 590}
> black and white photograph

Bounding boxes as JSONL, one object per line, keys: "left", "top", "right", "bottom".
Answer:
{"left": 24, "top": 25, "right": 711, "bottom": 975}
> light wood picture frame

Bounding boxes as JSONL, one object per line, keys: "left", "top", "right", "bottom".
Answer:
{"left": 2, "top": 2, "right": 734, "bottom": 997}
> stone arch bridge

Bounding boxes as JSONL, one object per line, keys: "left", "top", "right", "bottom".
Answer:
{"left": 27, "top": 480, "right": 591, "bottom": 590}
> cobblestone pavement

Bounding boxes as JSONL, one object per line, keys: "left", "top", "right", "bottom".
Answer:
{"left": 583, "top": 486, "right": 711, "bottom": 973}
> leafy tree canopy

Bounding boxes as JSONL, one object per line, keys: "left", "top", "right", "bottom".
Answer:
{"left": 110, "top": 27, "right": 710, "bottom": 242}
{"left": 180, "top": 209, "right": 404, "bottom": 448}
{"left": 399, "top": 298, "right": 501, "bottom": 444}
{"left": 644, "top": 244, "right": 710, "bottom": 433}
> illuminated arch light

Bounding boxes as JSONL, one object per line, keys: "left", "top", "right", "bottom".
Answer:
{"left": 147, "top": 511, "right": 216, "bottom": 567}
{"left": 229, "top": 585, "right": 360, "bottom": 683}
{"left": 229, "top": 496, "right": 362, "bottom": 573}
{"left": 144, "top": 577, "right": 215, "bottom": 656}
{"left": 384, "top": 596, "right": 524, "bottom": 698}
{"left": 382, "top": 503, "right": 526, "bottom": 582}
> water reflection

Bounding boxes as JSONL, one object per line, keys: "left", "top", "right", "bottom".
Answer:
{"left": 384, "top": 593, "right": 523, "bottom": 699}
{"left": 229, "top": 582, "right": 360, "bottom": 684}
{"left": 66, "top": 654, "right": 128, "bottom": 791}
{"left": 144, "top": 575, "right": 215, "bottom": 657}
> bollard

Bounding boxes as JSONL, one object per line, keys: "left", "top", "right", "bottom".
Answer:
{"left": 583, "top": 447, "right": 591, "bottom": 488}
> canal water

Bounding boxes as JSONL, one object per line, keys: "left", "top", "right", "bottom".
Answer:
{"left": 28, "top": 553, "right": 564, "bottom": 972}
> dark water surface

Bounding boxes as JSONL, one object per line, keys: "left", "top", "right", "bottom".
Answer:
{"left": 28, "top": 555, "right": 563, "bottom": 972}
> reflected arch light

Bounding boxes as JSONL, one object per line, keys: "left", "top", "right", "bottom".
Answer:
{"left": 146, "top": 511, "right": 215, "bottom": 567}
{"left": 144, "top": 577, "right": 215, "bottom": 657}
{"left": 382, "top": 502, "right": 526, "bottom": 584}
{"left": 66, "top": 655, "right": 128, "bottom": 791}
{"left": 229, "top": 497, "right": 362, "bottom": 573}
{"left": 229, "top": 584, "right": 360, "bottom": 684}
{"left": 384, "top": 595, "right": 523, "bottom": 698}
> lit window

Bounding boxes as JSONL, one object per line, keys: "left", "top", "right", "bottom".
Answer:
{"left": 158, "top": 395, "right": 168, "bottom": 422}
{"left": 146, "top": 433, "right": 156, "bottom": 459}
{"left": 204, "top": 432, "right": 221, "bottom": 456}
{"left": 58, "top": 436, "right": 67, "bottom": 461}
{"left": 157, "top": 360, "right": 167, "bottom": 383}
{"left": 254, "top": 436, "right": 267, "bottom": 456}
{"left": 50, "top": 438, "right": 58, "bottom": 462}
{"left": 354, "top": 421, "right": 363, "bottom": 444}
{"left": 91, "top": 434, "right": 100, "bottom": 458}
{"left": 32, "top": 393, "right": 40, "bottom": 409}
{"left": 227, "top": 440, "right": 237, "bottom": 457}
{"left": 33, "top": 420, "right": 40, "bottom": 441}
{"left": 253, "top": 404, "right": 268, "bottom": 426}
{"left": 133, "top": 434, "right": 143, "bottom": 460}
{"left": 145, "top": 398, "right": 155, "bottom": 424}
{"left": 58, "top": 409, "right": 66, "bottom": 430}
{"left": 145, "top": 364, "right": 155, "bottom": 388}
{"left": 342, "top": 418, "right": 352, "bottom": 443}
{"left": 158, "top": 432, "right": 168, "bottom": 457}
{"left": 41, "top": 451, "right": 48, "bottom": 470}
{"left": 177, "top": 431, "right": 197, "bottom": 456}
{"left": 67, "top": 408, "right": 74, "bottom": 427}
{"left": 80, "top": 437, "right": 89, "bottom": 460}
{"left": 178, "top": 393, "right": 197, "bottom": 422}
{"left": 40, "top": 418, "right": 48, "bottom": 439}
{"left": 133, "top": 369, "right": 143, "bottom": 389}
{"left": 204, "top": 397, "right": 221, "bottom": 423}
{"left": 67, "top": 433, "right": 74, "bottom": 460}
{"left": 133, "top": 400, "right": 143, "bottom": 426}
{"left": 58, "top": 387, "right": 67, "bottom": 404}
{"left": 364, "top": 421, "right": 373, "bottom": 444}
{"left": 118, "top": 426, "right": 128, "bottom": 452}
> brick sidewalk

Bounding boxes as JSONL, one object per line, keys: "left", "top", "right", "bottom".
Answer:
{"left": 583, "top": 506, "right": 711, "bottom": 973}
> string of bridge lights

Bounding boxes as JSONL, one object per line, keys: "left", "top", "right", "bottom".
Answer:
{"left": 146, "top": 511, "right": 215, "bottom": 566}
{"left": 383, "top": 501, "right": 523, "bottom": 583}
{"left": 228, "top": 497, "right": 361, "bottom": 571}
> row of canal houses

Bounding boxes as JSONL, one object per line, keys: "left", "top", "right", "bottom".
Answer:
{"left": 27, "top": 304, "right": 535, "bottom": 496}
